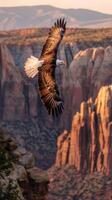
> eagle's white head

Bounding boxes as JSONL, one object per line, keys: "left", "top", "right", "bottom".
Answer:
{"left": 56, "top": 59, "right": 65, "bottom": 66}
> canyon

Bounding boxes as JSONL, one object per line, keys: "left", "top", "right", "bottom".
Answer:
{"left": 0, "top": 28, "right": 112, "bottom": 199}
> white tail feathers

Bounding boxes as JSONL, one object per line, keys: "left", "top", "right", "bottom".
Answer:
{"left": 24, "top": 56, "right": 44, "bottom": 78}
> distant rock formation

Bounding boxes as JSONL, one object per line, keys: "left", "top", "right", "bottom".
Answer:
{"left": 0, "top": 6, "right": 112, "bottom": 30}
{"left": 56, "top": 85, "right": 112, "bottom": 175}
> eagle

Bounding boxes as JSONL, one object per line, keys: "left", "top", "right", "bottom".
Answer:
{"left": 24, "top": 18, "right": 66, "bottom": 117}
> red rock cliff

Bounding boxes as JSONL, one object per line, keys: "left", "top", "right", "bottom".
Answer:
{"left": 56, "top": 85, "right": 112, "bottom": 175}
{"left": 60, "top": 45, "right": 112, "bottom": 129}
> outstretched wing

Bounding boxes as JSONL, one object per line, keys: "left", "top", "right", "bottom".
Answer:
{"left": 38, "top": 18, "right": 66, "bottom": 117}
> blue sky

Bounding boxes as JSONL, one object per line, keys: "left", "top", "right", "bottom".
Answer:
{"left": 0, "top": 0, "right": 112, "bottom": 14}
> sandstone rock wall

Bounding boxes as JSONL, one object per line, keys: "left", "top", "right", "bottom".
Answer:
{"left": 61, "top": 46, "right": 112, "bottom": 129}
{"left": 56, "top": 85, "right": 112, "bottom": 175}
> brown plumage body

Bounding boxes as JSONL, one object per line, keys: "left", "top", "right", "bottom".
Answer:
{"left": 38, "top": 19, "right": 66, "bottom": 117}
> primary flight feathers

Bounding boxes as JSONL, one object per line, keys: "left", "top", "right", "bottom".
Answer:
{"left": 24, "top": 18, "right": 66, "bottom": 117}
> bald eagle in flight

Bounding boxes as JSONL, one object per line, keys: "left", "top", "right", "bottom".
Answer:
{"left": 24, "top": 18, "right": 66, "bottom": 117}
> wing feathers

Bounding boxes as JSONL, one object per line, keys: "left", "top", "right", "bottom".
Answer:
{"left": 54, "top": 18, "right": 66, "bottom": 29}
{"left": 40, "top": 87, "right": 64, "bottom": 117}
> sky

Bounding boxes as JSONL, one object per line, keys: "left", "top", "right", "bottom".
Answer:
{"left": 0, "top": 0, "right": 112, "bottom": 14}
